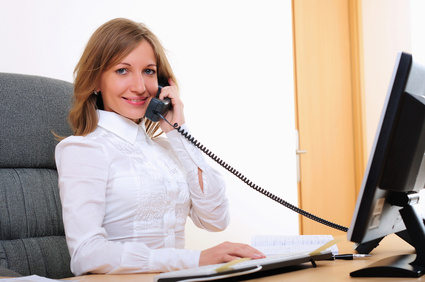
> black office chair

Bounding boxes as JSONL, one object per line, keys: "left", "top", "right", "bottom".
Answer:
{"left": 0, "top": 73, "right": 74, "bottom": 278}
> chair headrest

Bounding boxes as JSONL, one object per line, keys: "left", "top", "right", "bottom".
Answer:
{"left": 0, "top": 73, "right": 73, "bottom": 169}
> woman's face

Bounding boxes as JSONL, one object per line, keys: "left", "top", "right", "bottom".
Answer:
{"left": 98, "top": 40, "right": 158, "bottom": 122}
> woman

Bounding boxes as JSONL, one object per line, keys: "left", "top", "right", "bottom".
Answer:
{"left": 55, "top": 18, "right": 265, "bottom": 276}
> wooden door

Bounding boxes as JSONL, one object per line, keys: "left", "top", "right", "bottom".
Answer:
{"left": 292, "top": 0, "right": 366, "bottom": 236}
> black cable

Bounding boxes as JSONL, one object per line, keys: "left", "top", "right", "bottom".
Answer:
{"left": 158, "top": 114, "right": 349, "bottom": 233}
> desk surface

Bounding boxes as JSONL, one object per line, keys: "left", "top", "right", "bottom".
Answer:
{"left": 62, "top": 234, "right": 420, "bottom": 282}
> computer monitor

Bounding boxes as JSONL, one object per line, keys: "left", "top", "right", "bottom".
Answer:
{"left": 347, "top": 52, "right": 425, "bottom": 277}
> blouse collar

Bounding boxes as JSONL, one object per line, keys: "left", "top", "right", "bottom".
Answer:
{"left": 97, "top": 110, "right": 145, "bottom": 144}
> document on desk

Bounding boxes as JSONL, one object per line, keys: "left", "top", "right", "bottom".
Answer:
{"left": 251, "top": 234, "right": 339, "bottom": 255}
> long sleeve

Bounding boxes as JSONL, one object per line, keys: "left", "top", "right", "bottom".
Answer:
{"left": 56, "top": 135, "right": 200, "bottom": 276}
{"left": 164, "top": 124, "right": 230, "bottom": 231}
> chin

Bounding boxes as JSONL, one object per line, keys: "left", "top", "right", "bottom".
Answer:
{"left": 126, "top": 110, "right": 146, "bottom": 120}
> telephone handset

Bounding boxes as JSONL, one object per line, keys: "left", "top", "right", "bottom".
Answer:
{"left": 145, "top": 77, "right": 171, "bottom": 122}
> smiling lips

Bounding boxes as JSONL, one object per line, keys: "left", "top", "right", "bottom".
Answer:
{"left": 123, "top": 97, "right": 148, "bottom": 106}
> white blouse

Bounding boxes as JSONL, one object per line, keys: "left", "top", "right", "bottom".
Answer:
{"left": 55, "top": 110, "right": 230, "bottom": 276}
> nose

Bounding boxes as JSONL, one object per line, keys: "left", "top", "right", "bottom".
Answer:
{"left": 131, "top": 73, "right": 146, "bottom": 94}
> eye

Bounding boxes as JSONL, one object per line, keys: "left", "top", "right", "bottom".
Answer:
{"left": 145, "top": 69, "right": 156, "bottom": 75}
{"left": 116, "top": 68, "right": 128, "bottom": 75}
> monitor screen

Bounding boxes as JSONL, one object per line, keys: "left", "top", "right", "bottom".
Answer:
{"left": 347, "top": 52, "right": 425, "bottom": 277}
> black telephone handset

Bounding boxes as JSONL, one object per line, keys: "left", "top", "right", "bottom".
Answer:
{"left": 145, "top": 77, "right": 171, "bottom": 122}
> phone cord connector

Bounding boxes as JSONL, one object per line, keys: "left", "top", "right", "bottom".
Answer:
{"left": 158, "top": 113, "right": 349, "bottom": 233}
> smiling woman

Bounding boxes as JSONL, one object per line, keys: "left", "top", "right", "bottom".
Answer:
{"left": 97, "top": 40, "right": 159, "bottom": 123}
{"left": 55, "top": 18, "right": 265, "bottom": 276}
{"left": 69, "top": 18, "right": 176, "bottom": 137}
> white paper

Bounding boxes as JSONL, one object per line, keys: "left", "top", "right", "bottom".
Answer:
{"left": 251, "top": 234, "right": 339, "bottom": 255}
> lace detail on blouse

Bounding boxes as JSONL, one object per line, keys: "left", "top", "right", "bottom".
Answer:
{"left": 108, "top": 127, "right": 190, "bottom": 234}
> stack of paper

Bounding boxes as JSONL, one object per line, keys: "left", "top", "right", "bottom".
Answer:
{"left": 251, "top": 234, "right": 339, "bottom": 255}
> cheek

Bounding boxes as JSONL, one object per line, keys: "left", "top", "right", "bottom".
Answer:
{"left": 98, "top": 77, "right": 121, "bottom": 111}
{"left": 101, "top": 77, "right": 128, "bottom": 96}
{"left": 144, "top": 78, "right": 158, "bottom": 97}
{"left": 148, "top": 86, "right": 157, "bottom": 97}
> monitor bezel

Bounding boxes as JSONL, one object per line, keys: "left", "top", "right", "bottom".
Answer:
{"left": 347, "top": 52, "right": 413, "bottom": 244}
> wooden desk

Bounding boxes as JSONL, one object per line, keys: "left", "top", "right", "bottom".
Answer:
{"left": 0, "top": 234, "right": 404, "bottom": 281}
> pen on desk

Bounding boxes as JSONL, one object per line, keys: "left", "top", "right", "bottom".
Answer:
{"left": 333, "top": 254, "right": 371, "bottom": 260}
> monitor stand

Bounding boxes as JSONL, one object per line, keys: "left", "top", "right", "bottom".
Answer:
{"left": 350, "top": 192, "right": 425, "bottom": 277}
{"left": 354, "top": 229, "right": 414, "bottom": 254}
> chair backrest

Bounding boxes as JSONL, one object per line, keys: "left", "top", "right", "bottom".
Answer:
{"left": 0, "top": 73, "right": 74, "bottom": 278}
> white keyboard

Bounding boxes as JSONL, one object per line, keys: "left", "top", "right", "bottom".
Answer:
{"left": 154, "top": 250, "right": 332, "bottom": 282}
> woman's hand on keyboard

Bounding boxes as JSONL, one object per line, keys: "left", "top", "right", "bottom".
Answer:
{"left": 199, "top": 241, "right": 266, "bottom": 266}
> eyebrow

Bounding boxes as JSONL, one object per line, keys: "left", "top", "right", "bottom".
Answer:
{"left": 117, "top": 62, "right": 157, "bottom": 68}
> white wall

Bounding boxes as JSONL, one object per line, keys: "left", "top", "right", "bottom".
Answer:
{"left": 362, "top": 0, "right": 425, "bottom": 213}
{"left": 0, "top": 0, "right": 298, "bottom": 250}
{"left": 410, "top": 0, "right": 425, "bottom": 63}
{"left": 361, "top": 0, "right": 412, "bottom": 154}
{"left": 361, "top": 0, "right": 425, "bottom": 154}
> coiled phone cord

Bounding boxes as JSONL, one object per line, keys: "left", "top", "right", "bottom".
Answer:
{"left": 158, "top": 114, "right": 349, "bottom": 233}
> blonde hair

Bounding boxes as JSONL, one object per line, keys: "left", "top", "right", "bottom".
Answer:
{"left": 70, "top": 18, "right": 176, "bottom": 137}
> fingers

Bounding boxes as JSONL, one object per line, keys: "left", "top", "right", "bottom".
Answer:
{"left": 157, "top": 77, "right": 185, "bottom": 132}
{"left": 222, "top": 254, "right": 241, "bottom": 262}
{"left": 168, "top": 77, "right": 176, "bottom": 86}
{"left": 158, "top": 78, "right": 177, "bottom": 100}
{"left": 199, "top": 242, "right": 266, "bottom": 266}
{"left": 222, "top": 242, "right": 265, "bottom": 260}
